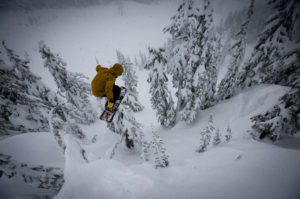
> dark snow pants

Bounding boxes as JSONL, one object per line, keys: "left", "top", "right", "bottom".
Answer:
{"left": 103, "top": 85, "right": 121, "bottom": 103}
{"left": 111, "top": 85, "right": 121, "bottom": 102}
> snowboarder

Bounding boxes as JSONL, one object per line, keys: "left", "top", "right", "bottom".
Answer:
{"left": 91, "top": 63, "right": 133, "bottom": 148}
{"left": 91, "top": 63, "right": 124, "bottom": 111}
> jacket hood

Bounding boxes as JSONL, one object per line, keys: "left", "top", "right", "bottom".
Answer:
{"left": 96, "top": 65, "right": 105, "bottom": 72}
{"left": 110, "top": 63, "right": 124, "bottom": 77}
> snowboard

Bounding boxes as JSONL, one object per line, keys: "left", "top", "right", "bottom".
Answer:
{"left": 100, "top": 87, "right": 126, "bottom": 123}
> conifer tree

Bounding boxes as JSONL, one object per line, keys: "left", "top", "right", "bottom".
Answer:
{"left": 164, "top": 0, "right": 216, "bottom": 123}
{"left": 108, "top": 104, "right": 142, "bottom": 149}
{"left": 107, "top": 51, "right": 144, "bottom": 148}
{"left": 139, "top": 129, "right": 151, "bottom": 162}
{"left": 39, "top": 41, "right": 95, "bottom": 152}
{"left": 0, "top": 41, "right": 59, "bottom": 136}
{"left": 150, "top": 126, "right": 169, "bottom": 168}
{"left": 48, "top": 105, "right": 86, "bottom": 153}
{"left": 241, "top": 0, "right": 300, "bottom": 140}
{"left": 237, "top": 0, "right": 299, "bottom": 88}
{"left": 163, "top": 0, "right": 195, "bottom": 116}
{"left": 214, "top": 34, "right": 225, "bottom": 70}
{"left": 213, "top": 128, "right": 221, "bottom": 146}
{"left": 225, "top": 125, "right": 233, "bottom": 142}
{"left": 48, "top": 107, "right": 66, "bottom": 152}
{"left": 116, "top": 50, "right": 143, "bottom": 112}
{"left": 196, "top": 115, "right": 214, "bottom": 152}
{"left": 196, "top": 126, "right": 211, "bottom": 153}
{"left": 200, "top": 28, "right": 218, "bottom": 109}
{"left": 146, "top": 47, "right": 176, "bottom": 128}
{"left": 0, "top": 153, "right": 63, "bottom": 191}
{"left": 136, "top": 51, "right": 148, "bottom": 70}
{"left": 218, "top": 0, "right": 255, "bottom": 101}
{"left": 178, "top": 4, "right": 205, "bottom": 123}
{"left": 39, "top": 41, "right": 96, "bottom": 124}
{"left": 186, "top": 0, "right": 217, "bottom": 114}
{"left": 250, "top": 85, "right": 300, "bottom": 141}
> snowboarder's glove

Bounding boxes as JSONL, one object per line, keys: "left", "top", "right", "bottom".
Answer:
{"left": 107, "top": 101, "right": 114, "bottom": 110}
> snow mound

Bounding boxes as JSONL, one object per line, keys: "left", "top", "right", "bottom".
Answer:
{"left": 55, "top": 135, "right": 153, "bottom": 199}
{"left": 0, "top": 132, "right": 64, "bottom": 167}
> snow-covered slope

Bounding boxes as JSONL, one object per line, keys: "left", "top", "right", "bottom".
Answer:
{"left": 1, "top": 1, "right": 300, "bottom": 199}
{"left": 0, "top": 132, "right": 64, "bottom": 167}
{"left": 1, "top": 81, "right": 299, "bottom": 199}
{"left": 54, "top": 80, "right": 300, "bottom": 199}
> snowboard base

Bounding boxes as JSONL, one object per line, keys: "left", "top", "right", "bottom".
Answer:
{"left": 100, "top": 87, "right": 126, "bottom": 123}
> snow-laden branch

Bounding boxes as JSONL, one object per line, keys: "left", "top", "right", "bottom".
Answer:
{"left": 0, "top": 153, "right": 63, "bottom": 191}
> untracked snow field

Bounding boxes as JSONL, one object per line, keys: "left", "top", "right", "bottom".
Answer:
{"left": 1, "top": 1, "right": 300, "bottom": 199}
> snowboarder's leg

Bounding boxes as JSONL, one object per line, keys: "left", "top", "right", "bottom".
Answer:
{"left": 112, "top": 85, "right": 121, "bottom": 102}
{"left": 104, "top": 85, "right": 120, "bottom": 108}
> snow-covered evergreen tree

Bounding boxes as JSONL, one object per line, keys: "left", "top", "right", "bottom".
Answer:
{"left": 0, "top": 41, "right": 59, "bottom": 136}
{"left": 107, "top": 51, "right": 144, "bottom": 149}
{"left": 183, "top": 0, "right": 218, "bottom": 118}
{"left": 240, "top": 0, "right": 300, "bottom": 140}
{"left": 218, "top": 0, "right": 255, "bottom": 101}
{"left": 213, "top": 128, "right": 221, "bottom": 146}
{"left": 38, "top": 41, "right": 94, "bottom": 152}
{"left": 39, "top": 41, "right": 96, "bottom": 125}
{"left": 200, "top": 28, "right": 218, "bottom": 109}
{"left": 196, "top": 115, "right": 214, "bottom": 152}
{"left": 237, "top": 0, "right": 299, "bottom": 88}
{"left": 48, "top": 107, "right": 66, "bottom": 152}
{"left": 178, "top": 4, "right": 206, "bottom": 122}
{"left": 163, "top": 0, "right": 195, "bottom": 117}
{"left": 145, "top": 47, "right": 168, "bottom": 69}
{"left": 0, "top": 153, "right": 63, "bottom": 191}
{"left": 139, "top": 129, "right": 151, "bottom": 162}
{"left": 146, "top": 47, "right": 176, "bottom": 128}
{"left": 196, "top": 127, "right": 211, "bottom": 152}
{"left": 116, "top": 50, "right": 143, "bottom": 112}
{"left": 150, "top": 126, "right": 169, "bottom": 168}
{"left": 250, "top": 85, "right": 300, "bottom": 141}
{"left": 214, "top": 34, "right": 225, "bottom": 70}
{"left": 108, "top": 104, "right": 142, "bottom": 149}
{"left": 136, "top": 51, "right": 148, "bottom": 70}
{"left": 164, "top": 0, "right": 216, "bottom": 123}
{"left": 48, "top": 105, "right": 86, "bottom": 153}
{"left": 225, "top": 125, "right": 233, "bottom": 142}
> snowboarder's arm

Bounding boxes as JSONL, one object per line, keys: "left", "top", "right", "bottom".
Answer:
{"left": 105, "top": 77, "right": 115, "bottom": 102}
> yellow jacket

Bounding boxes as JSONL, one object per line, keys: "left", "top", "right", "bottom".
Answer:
{"left": 91, "top": 63, "right": 124, "bottom": 101}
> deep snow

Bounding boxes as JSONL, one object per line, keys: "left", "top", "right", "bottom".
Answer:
{"left": 1, "top": 80, "right": 300, "bottom": 199}
{"left": 52, "top": 82, "right": 300, "bottom": 199}
{"left": 1, "top": 1, "right": 300, "bottom": 199}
